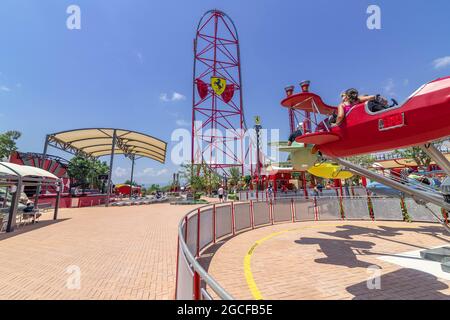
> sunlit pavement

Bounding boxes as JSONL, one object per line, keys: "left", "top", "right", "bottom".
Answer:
{"left": 207, "top": 221, "right": 450, "bottom": 300}
{"left": 0, "top": 203, "right": 199, "bottom": 300}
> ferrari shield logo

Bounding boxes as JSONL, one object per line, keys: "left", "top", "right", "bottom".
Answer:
{"left": 211, "top": 77, "right": 226, "bottom": 95}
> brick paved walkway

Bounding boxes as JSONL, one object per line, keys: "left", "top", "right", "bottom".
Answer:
{"left": 0, "top": 203, "right": 198, "bottom": 300}
{"left": 207, "top": 221, "right": 450, "bottom": 300}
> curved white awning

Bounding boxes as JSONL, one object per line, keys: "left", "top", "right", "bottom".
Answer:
{"left": 0, "top": 162, "right": 59, "bottom": 179}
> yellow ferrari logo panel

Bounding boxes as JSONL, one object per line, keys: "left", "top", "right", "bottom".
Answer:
{"left": 211, "top": 77, "right": 226, "bottom": 95}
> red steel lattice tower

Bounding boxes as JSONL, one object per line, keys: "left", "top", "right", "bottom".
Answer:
{"left": 191, "top": 10, "right": 245, "bottom": 175}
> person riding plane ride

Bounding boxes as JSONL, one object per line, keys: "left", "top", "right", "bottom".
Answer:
{"left": 288, "top": 122, "right": 304, "bottom": 146}
{"left": 333, "top": 88, "right": 387, "bottom": 126}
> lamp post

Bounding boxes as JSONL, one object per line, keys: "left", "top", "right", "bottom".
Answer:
{"left": 254, "top": 116, "right": 262, "bottom": 190}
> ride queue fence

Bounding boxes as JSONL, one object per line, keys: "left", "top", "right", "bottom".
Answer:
{"left": 176, "top": 194, "right": 448, "bottom": 300}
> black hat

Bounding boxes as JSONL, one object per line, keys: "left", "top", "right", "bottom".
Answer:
{"left": 345, "top": 88, "right": 359, "bottom": 102}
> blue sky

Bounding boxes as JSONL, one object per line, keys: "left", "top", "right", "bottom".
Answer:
{"left": 0, "top": 0, "right": 449, "bottom": 185}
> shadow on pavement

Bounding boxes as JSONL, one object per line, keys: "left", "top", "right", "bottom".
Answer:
{"left": 346, "top": 268, "right": 450, "bottom": 300}
{"left": 0, "top": 218, "right": 70, "bottom": 241}
{"left": 295, "top": 237, "right": 377, "bottom": 268}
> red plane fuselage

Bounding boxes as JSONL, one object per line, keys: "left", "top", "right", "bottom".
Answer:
{"left": 302, "top": 77, "right": 450, "bottom": 157}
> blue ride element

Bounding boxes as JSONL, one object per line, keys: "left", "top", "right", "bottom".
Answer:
{"left": 367, "top": 177, "right": 441, "bottom": 198}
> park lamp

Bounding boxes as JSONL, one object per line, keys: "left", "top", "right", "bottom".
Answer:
{"left": 284, "top": 85, "right": 295, "bottom": 97}
{"left": 300, "top": 80, "right": 310, "bottom": 93}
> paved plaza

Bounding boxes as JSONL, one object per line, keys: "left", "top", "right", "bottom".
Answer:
{"left": 0, "top": 203, "right": 198, "bottom": 300}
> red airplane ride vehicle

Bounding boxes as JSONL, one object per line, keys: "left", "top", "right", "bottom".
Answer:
{"left": 281, "top": 76, "right": 450, "bottom": 158}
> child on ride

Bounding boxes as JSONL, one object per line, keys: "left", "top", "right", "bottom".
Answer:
{"left": 333, "top": 88, "right": 379, "bottom": 126}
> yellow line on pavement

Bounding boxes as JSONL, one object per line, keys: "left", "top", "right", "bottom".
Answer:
{"left": 243, "top": 222, "right": 364, "bottom": 300}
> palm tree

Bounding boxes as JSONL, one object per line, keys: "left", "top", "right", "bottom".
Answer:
{"left": 228, "top": 167, "right": 241, "bottom": 191}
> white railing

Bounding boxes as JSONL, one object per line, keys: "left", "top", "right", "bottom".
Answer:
{"left": 175, "top": 195, "right": 449, "bottom": 300}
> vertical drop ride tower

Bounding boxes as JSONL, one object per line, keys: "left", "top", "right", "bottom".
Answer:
{"left": 191, "top": 10, "right": 245, "bottom": 176}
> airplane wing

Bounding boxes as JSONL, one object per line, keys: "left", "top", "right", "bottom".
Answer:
{"left": 268, "top": 141, "right": 289, "bottom": 147}
{"left": 281, "top": 92, "right": 337, "bottom": 115}
{"left": 278, "top": 142, "right": 311, "bottom": 153}
{"left": 308, "top": 163, "right": 353, "bottom": 179}
{"left": 295, "top": 132, "right": 340, "bottom": 145}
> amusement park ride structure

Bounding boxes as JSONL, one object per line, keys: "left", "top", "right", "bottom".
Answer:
{"left": 191, "top": 10, "right": 261, "bottom": 178}
{"left": 281, "top": 77, "right": 450, "bottom": 231}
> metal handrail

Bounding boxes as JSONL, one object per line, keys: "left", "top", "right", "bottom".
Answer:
{"left": 177, "top": 203, "right": 234, "bottom": 300}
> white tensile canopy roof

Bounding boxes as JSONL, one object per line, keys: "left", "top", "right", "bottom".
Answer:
{"left": 47, "top": 128, "right": 167, "bottom": 163}
{"left": 0, "top": 162, "right": 59, "bottom": 179}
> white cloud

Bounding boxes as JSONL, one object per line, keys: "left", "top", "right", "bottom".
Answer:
{"left": 0, "top": 86, "right": 11, "bottom": 92}
{"left": 432, "top": 56, "right": 450, "bottom": 69}
{"left": 140, "top": 168, "right": 169, "bottom": 177}
{"left": 136, "top": 52, "right": 144, "bottom": 64}
{"left": 160, "top": 92, "right": 186, "bottom": 102}
{"left": 382, "top": 78, "right": 396, "bottom": 97}
{"left": 176, "top": 119, "right": 190, "bottom": 127}
{"left": 172, "top": 92, "right": 186, "bottom": 101}
{"left": 114, "top": 167, "right": 128, "bottom": 178}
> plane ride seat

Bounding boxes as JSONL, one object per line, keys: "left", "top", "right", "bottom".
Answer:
{"left": 366, "top": 96, "right": 399, "bottom": 113}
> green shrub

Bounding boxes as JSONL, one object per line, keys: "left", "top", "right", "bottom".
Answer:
{"left": 228, "top": 194, "right": 239, "bottom": 201}
{"left": 194, "top": 192, "right": 203, "bottom": 200}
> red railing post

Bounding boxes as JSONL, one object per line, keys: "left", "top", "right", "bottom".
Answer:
{"left": 250, "top": 200, "right": 255, "bottom": 229}
{"left": 231, "top": 202, "right": 236, "bottom": 236}
{"left": 365, "top": 188, "right": 375, "bottom": 221}
{"left": 213, "top": 204, "right": 216, "bottom": 244}
{"left": 174, "top": 237, "right": 180, "bottom": 299}
{"left": 196, "top": 208, "right": 201, "bottom": 258}
{"left": 184, "top": 216, "right": 188, "bottom": 242}
{"left": 442, "top": 208, "right": 448, "bottom": 224}
{"left": 270, "top": 200, "right": 274, "bottom": 225}
{"left": 193, "top": 271, "right": 201, "bottom": 300}
{"left": 314, "top": 196, "right": 319, "bottom": 221}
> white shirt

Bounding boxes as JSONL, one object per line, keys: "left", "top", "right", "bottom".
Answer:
{"left": 218, "top": 187, "right": 224, "bottom": 195}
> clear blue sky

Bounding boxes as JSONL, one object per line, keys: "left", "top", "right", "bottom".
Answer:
{"left": 1, "top": 0, "right": 449, "bottom": 185}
